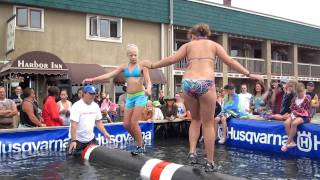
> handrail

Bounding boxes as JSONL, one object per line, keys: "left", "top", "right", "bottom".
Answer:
{"left": 232, "top": 56, "right": 265, "bottom": 62}
{"left": 298, "top": 62, "right": 320, "bottom": 67}
{"left": 271, "top": 60, "right": 292, "bottom": 64}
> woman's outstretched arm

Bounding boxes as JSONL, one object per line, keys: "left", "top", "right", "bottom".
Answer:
{"left": 82, "top": 64, "right": 125, "bottom": 84}
{"left": 142, "top": 44, "right": 188, "bottom": 69}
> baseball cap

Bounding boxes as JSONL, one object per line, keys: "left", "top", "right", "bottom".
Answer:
{"left": 83, "top": 85, "right": 96, "bottom": 94}
{"left": 307, "top": 82, "right": 314, "bottom": 86}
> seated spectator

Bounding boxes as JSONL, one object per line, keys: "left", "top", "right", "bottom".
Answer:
{"left": 250, "top": 81, "right": 267, "bottom": 115}
{"left": 152, "top": 101, "right": 164, "bottom": 120}
{"left": 239, "top": 84, "right": 252, "bottom": 113}
{"left": 281, "top": 83, "right": 310, "bottom": 152}
{"left": 271, "top": 81, "right": 285, "bottom": 114}
{"left": 271, "top": 80, "right": 296, "bottom": 121}
{"left": 161, "top": 96, "right": 178, "bottom": 121}
{"left": 175, "top": 93, "right": 187, "bottom": 119}
{"left": 142, "top": 100, "right": 154, "bottom": 122}
{"left": 216, "top": 87, "right": 224, "bottom": 106}
{"left": 0, "top": 86, "right": 18, "bottom": 129}
{"left": 306, "top": 82, "right": 319, "bottom": 118}
{"left": 42, "top": 86, "right": 63, "bottom": 126}
{"left": 57, "top": 89, "right": 72, "bottom": 126}
{"left": 215, "top": 84, "right": 247, "bottom": 144}
{"left": 20, "top": 88, "right": 46, "bottom": 128}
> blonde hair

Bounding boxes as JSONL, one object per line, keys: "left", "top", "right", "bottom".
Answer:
{"left": 296, "top": 82, "right": 305, "bottom": 93}
{"left": 126, "top": 44, "right": 138, "bottom": 53}
{"left": 286, "top": 80, "right": 297, "bottom": 92}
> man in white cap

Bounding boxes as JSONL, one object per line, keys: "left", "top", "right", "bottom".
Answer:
{"left": 68, "top": 85, "right": 111, "bottom": 156}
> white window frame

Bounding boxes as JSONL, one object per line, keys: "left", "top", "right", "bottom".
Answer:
{"left": 86, "top": 14, "right": 122, "bottom": 43}
{"left": 13, "top": 6, "right": 44, "bottom": 32}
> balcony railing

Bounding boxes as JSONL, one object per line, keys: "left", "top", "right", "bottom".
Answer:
{"left": 229, "top": 57, "right": 266, "bottom": 74}
{"left": 298, "top": 63, "right": 320, "bottom": 77}
{"left": 271, "top": 60, "right": 293, "bottom": 76}
{"left": 174, "top": 55, "right": 222, "bottom": 72}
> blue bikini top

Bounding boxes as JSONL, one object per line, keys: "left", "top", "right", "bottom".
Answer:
{"left": 123, "top": 64, "right": 141, "bottom": 78}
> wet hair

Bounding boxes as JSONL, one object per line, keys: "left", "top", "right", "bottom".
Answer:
{"left": 188, "top": 23, "right": 211, "bottom": 38}
{"left": 48, "top": 86, "right": 60, "bottom": 97}
{"left": 296, "top": 82, "right": 305, "bottom": 93}
{"left": 253, "top": 81, "right": 265, "bottom": 96}
{"left": 22, "top": 88, "right": 34, "bottom": 98}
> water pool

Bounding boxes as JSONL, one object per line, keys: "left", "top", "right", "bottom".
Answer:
{"left": 1, "top": 138, "right": 319, "bottom": 179}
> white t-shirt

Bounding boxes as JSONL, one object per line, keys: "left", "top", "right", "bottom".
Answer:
{"left": 69, "top": 99, "right": 102, "bottom": 143}
{"left": 152, "top": 108, "right": 164, "bottom": 120}
{"left": 239, "top": 93, "right": 252, "bottom": 112}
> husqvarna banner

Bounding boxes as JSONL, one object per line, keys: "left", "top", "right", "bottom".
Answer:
{"left": 0, "top": 122, "right": 154, "bottom": 154}
{"left": 217, "top": 119, "right": 320, "bottom": 158}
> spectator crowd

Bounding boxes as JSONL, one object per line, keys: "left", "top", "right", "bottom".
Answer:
{"left": 0, "top": 80, "right": 319, "bottom": 152}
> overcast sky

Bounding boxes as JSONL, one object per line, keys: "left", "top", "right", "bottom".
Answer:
{"left": 206, "top": 0, "right": 320, "bottom": 26}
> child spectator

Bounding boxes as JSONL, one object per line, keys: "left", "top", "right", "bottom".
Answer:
{"left": 175, "top": 93, "right": 187, "bottom": 119}
{"left": 281, "top": 83, "right": 310, "bottom": 152}
{"left": 152, "top": 101, "right": 164, "bottom": 120}
{"left": 271, "top": 80, "right": 296, "bottom": 121}
{"left": 142, "top": 100, "right": 154, "bottom": 121}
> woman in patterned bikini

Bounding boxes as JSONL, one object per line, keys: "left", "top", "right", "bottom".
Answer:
{"left": 142, "top": 23, "right": 263, "bottom": 172}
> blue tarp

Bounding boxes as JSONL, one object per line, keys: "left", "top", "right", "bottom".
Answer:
{"left": 0, "top": 122, "right": 154, "bottom": 154}
{"left": 218, "top": 119, "right": 320, "bottom": 158}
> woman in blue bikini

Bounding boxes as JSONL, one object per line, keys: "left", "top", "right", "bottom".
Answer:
{"left": 143, "top": 23, "right": 263, "bottom": 171}
{"left": 83, "top": 44, "right": 152, "bottom": 155}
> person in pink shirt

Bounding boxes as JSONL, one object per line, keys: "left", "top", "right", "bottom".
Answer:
{"left": 281, "top": 83, "right": 310, "bottom": 152}
{"left": 42, "top": 86, "right": 63, "bottom": 126}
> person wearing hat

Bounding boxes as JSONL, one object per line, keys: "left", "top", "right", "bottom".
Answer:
{"left": 306, "top": 82, "right": 319, "bottom": 118}
{"left": 68, "top": 85, "right": 111, "bottom": 156}
{"left": 152, "top": 101, "right": 164, "bottom": 120}
{"left": 161, "top": 96, "right": 178, "bottom": 121}
{"left": 82, "top": 44, "right": 152, "bottom": 155}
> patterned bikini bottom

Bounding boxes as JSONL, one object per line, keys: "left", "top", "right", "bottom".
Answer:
{"left": 181, "top": 79, "right": 215, "bottom": 98}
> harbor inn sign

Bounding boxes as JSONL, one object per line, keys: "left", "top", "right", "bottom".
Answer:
{"left": 17, "top": 59, "right": 63, "bottom": 69}
{"left": 0, "top": 51, "right": 69, "bottom": 76}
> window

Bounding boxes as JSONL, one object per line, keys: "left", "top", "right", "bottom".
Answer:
{"left": 87, "top": 15, "right": 122, "bottom": 42}
{"left": 15, "top": 6, "right": 44, "bottom": 31}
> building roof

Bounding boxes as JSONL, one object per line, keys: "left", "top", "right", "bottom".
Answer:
{"left": 5, "top": 0, "right": 320, "bottom": 47}
{"left": 174, "top": 0, "right": 320, "bottom": 47}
